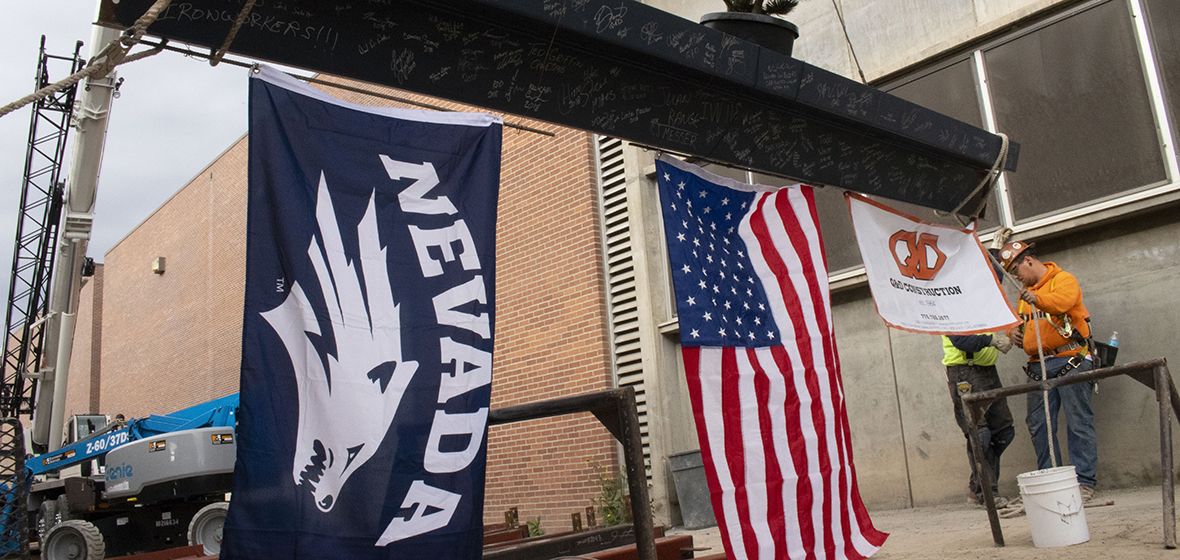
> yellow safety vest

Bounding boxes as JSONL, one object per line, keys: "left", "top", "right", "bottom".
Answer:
{"left": 942, "top": 335, "right": 999, "bottom": 367}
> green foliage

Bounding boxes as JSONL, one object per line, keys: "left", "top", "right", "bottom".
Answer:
{"left": 722, "top": 0, "right": 800, "bottom": 16}
{"left": 589, "top": 462, "right": 629, "bottom": 527}
{"left": 526, "top": 516, "right": 544, "bottom": 537}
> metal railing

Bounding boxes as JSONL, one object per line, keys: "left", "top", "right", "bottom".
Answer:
{"left": 488, "top": 387, "right": 655, "bottom": 560}
{"left": 962, "top": 358, "right": 1178, "bottom": 548}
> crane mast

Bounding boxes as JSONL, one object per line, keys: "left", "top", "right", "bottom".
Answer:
{"left": 30, "top": 24, "right": 120, "bottom": 453}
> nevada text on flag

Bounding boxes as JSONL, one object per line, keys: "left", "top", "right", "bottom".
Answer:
{"left": 222, "top": 65, "right": 501, "bottom": 560}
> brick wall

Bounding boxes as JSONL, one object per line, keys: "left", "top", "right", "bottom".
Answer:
{"left": 98, "top": 137, "right": 248, "bottom": 418}
{"left": 87, "top": 76, "right": 619, "bottom": 534}
{"left": 484, "top": 111, "right": 619, "bottom": 533}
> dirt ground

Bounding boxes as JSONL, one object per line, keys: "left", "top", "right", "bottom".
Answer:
{"left": 670, "top": 485, "right": 1180, "bottom": 559}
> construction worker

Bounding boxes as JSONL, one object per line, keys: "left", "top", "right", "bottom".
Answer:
{"left": 943, "top": 254, "right": 1015, "bottom": 508}
{"left": 944, "top": 332, "right": 1015, "bottom": 508}
{"left": 1000, "top": 240, "right": 1097, "bottom": 503}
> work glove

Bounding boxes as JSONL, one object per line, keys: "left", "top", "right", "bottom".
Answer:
{"left": 991, "top": 334, "right": 1013, "bottom": 354}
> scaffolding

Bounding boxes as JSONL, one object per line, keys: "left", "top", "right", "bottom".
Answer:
{"left": 0, "top": 37, "right": 85, "bottom": 559}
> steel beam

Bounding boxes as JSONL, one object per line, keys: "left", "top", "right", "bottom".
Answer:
{"left": 98, "top": 0, "right": 1018, "bottom": 213}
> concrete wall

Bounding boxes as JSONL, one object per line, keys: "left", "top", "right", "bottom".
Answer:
{"left": 623, "top": 0, "right": 1180, "bottom": 512}
{"left": 830, "top": 206, "right": 1180, "bottom": 507}
{"left": 647, "top": 0, "right": 1064, "bottom": 79}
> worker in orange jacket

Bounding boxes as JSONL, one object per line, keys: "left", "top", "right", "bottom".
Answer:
{"left": 1000, "top": 240, "right": 1097, "bottom": 502}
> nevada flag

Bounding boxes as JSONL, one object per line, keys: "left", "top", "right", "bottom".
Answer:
{"left": 222, "top": 65, "right": 501, "bottom": 559}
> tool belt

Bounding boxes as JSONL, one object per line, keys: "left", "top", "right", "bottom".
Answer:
{"left": 1053, "top": 340, "right": 1081, "bottom": 354}
{"left": 1025, "top": 352, "right": 1086, "bottom": 380}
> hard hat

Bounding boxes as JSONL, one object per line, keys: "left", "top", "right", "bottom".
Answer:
{"left": 998, "top": 241, "right": 1034, "bottom": 272}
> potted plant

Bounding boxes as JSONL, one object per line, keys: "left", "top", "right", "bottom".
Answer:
{"left": 700, "top": 0, "right": 801, "bottom": 57}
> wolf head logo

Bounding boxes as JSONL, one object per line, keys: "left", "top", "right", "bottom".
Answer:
{"left": 262, "top": 173, "right": 418, "bottom": 512}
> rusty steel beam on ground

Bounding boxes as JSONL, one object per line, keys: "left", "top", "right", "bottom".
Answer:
{"left": 488, "top": 387, "right": 655, "bottom": 560}
{"left": 482, "top": 523, "right": 664, "bottom": 560}
{"left": 962, "top": 358, "right": 1178, "bottom": 549}
{"left": 578, "top": 534, "right": 694, "bottom": 560}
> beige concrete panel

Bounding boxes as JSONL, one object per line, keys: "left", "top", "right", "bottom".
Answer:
{"left": 1022, "top": 210, "right": 1180, "bottom": 490}
{"left": 790, "top": 1, "right": 860, "bottom": 77}
{"left": 830, "top": 0, "right": 978, "bottom": 78}
{"left": 647, "top": 0, "right": 1072, "bottom": 80}
{"left": 883, "top": 323, "right": 975, "bottom": 506}
{"left": 799, "top": 0, "right": 1064, "bottom": 79}
{"left": 830, "top": 286, "right": 911, "bottom": 509}
{"left": 618, "top": 145, "right": 702, "bottom": 526}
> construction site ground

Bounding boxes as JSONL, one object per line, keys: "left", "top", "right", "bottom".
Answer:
{"left": 669, "top": 485, "right": 1180, "bottom": 559}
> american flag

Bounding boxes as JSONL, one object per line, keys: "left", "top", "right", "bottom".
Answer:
{"left": 657, "top": 156, "right": 887, "bottom": 560}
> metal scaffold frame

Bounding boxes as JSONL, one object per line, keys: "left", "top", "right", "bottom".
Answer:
{"left": 0, "top": 37, "right": 85, "bottom": 560}
{"left": 0, "top": 38, "right": 83, "bottom": 419}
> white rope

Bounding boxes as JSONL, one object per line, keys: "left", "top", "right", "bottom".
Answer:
{"left": 941, "top": 132, "right": 1009, "bottom": 226}
{"left": 1030, "top": 309, "right": 1057, "bottom": 468}
{"left": 0, "top": 0, "right": 173, "bottom": 119}
{"left": 209, "top": 0, "right": 257, "bottom": 67}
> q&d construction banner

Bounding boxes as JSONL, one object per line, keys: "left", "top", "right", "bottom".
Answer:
{"left": 846, "top": 194, "right": 1019, "bottom": 335}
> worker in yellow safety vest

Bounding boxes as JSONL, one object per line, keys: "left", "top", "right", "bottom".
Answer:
{"left": 942, "top": 251, "right": 1015, "bottom": 508}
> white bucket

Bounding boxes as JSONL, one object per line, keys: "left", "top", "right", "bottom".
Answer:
{"left": 1016, "top": 466, "right": 1090, "bottom": 547}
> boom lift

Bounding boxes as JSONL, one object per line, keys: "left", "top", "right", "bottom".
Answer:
{"left": 1, "top": 17, "right": 241, "bottom": 560}
{"left": 27, "top": 396, "right": 238, "bottom": 558}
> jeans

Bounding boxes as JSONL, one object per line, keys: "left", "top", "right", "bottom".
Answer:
{"left": 948, "top": 364, "right": 1015, "bottom": 500}
{"left": 1026, "top": 356, "right": 1097, "bottom": 488}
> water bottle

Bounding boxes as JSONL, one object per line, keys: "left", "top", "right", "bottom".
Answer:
{"left": 1108, "top": 331, "right": 1119, "bottom": 348}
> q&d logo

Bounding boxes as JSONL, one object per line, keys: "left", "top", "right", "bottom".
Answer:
{"left": 889, "top": 230, "right": 946, "bottom": 280}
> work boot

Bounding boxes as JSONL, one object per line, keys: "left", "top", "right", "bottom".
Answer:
{"left": 1080, "top": 485, "right": 1097, "bottom": 506}
{"left": 969, "top": 494, "right": 1008, "bottom": 509}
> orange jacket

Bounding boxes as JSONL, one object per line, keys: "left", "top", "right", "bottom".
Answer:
{"left": 1007, "top": 262, "right": 1090, "bottom": 360}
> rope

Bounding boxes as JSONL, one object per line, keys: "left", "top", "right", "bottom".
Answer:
{"left": 0, "top": 0, "right": 173, "bottom": 119}
{"left": 952, "top": 132, "right": 1009, "bottom": 219}
{"left": 1031, "top": 309, "right": 1057, "bottom": 468}
{"left": 988, "top": 241, "right": 1057, "bottom": 469}
{"left": 831, "top": 0, "right": 866, "bottom": 84}
{"left": 210, "top": 0, "right": 257, "bottom": 67}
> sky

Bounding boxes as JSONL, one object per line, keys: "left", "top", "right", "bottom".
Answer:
{"left": 0, "top": 0, "right": 258, "bottom": 302}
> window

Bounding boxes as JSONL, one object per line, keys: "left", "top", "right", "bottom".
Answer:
{"left": 984, "top": 0, "right": 1167, "bottom": 221}
{"left": 1145, "top": 0, "right": 1180, "bottom": 152}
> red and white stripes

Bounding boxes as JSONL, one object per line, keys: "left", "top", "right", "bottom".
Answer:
{"left": 682, "top": 186, "right": 887, "bottom": 560}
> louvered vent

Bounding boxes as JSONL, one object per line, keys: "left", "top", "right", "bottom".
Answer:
{"left": 594, "top": 136, "right": 651, "bottom": 480}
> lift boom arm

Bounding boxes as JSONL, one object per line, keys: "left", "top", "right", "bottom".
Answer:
{"left": 30, "top": 23, "right": 121, "bottom": 452}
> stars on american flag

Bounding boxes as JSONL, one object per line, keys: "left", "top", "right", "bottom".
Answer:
{"left": 659, "top": 164, "right": 778, "bottom": 348}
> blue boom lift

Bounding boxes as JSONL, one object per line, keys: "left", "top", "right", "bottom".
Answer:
{"left": 24, "top": 394, "right": 238, "bottom": 559}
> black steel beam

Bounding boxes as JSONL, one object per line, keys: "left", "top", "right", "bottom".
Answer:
{"left": 98, "top": 0, "right": 1018, "bottom": 214}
